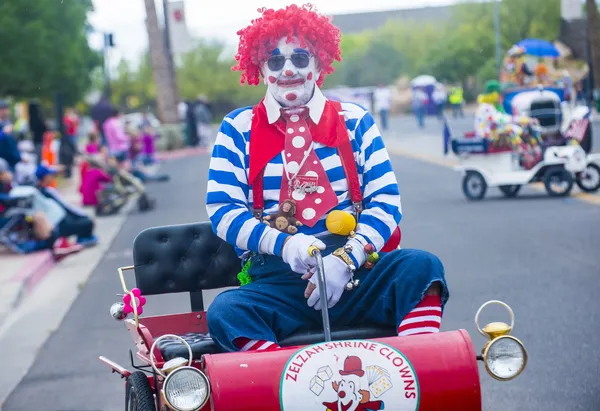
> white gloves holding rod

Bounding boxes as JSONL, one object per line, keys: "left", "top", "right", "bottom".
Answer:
{"left": 281, "top": 233, "right": 325, "bottom": 274}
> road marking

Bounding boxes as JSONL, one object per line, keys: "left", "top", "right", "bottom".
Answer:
{"left": 388, "top": 147, "right": 600, "bottom": 206}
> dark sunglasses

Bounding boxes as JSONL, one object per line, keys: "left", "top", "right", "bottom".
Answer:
{"left": 267, "top": 53, "right": 311, "bottom": 71}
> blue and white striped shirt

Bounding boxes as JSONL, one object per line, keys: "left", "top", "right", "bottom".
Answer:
{"left": 206, "top": 88, "right": 402, "bottom": 258}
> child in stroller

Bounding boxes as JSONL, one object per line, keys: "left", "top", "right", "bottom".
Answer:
{"left": 80, "top": 154, "right": 156, "bottom": 216}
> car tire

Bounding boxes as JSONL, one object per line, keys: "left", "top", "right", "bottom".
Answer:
{"left": 543, "top": 167, "right": 574, "bottom": 197}
{"left": 125, "top": 371, "right": 156, "bottom": 411}
{"left": 499, "top": 185, "right": 522, "bottom": 197}
{"left": 580, "top": 126, "right": 592, "bottom": 154}
{"left": 576, "top": 163, "right": 600, "bottom": 193}
{"left": 462, "top": 171, "right": 487, "bottom": 200}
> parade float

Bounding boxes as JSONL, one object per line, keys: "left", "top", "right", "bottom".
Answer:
{"left": 500, "top": 38, "right": 593, "bottom": 153}
{"left": 99, "top": 220, "right": 528, "bottom": 411}
{"left": 445, "top": 39, "right": 600, "bottom": 200}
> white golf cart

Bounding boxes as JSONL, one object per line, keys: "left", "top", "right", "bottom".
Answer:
{"left": 505, "top": 86, "right": 593, "bottom": 153}
{"left": 449, "top": 131, "right": 600, "bottom": 200}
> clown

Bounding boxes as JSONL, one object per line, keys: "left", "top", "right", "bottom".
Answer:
{"left": 500, "top": 46, "right": 533, "bottom": 87}
{"left": 477, "top": 80, "right": 505, "bottom": 113}
{"left": 206, "top": 4, "right": 448, "bottom": 353}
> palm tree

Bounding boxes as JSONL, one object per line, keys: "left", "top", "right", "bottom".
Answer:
{"left": 585, "top": 0, "right": 600, "bottom": 89}
{"left": 143, "top": 0, "right": 180, "bottom": 124}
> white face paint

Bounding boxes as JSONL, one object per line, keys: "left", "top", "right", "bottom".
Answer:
{"left": 262, "top": 36, "right": 320, "bottom": 107}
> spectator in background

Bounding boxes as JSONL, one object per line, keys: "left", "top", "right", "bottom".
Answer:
{"left": 412, "top": 87, "right": 428, "bottom": 129}
{"left": 185, "top": 100, "right": 198, "bottom": 147}
{"left": 36, "top": 165, "right": 98, "bottom": 247}
{"left": 90, "top": 95, "right": 113, "bottom": 146}
{"left": 28, "top": 100, "right": 48, "bottom": 164}
{"left": 0, "top": 100, "right": 21, "bottom": 169}
{"left": 138, "top": 124, "right": 157, "bottom": 166}
{"left": 102, "top": 108, "right": 130, "bottom": 162}
{"left": 449, "top": 86, "right": 464, "bottom": 118}
{"left": 193, "top": 97, "right": 213, "bottom": 147}
{"left": 15, "top": 141, "right": 37, "bottom": 185}
{"left": 373, "top": 84, "right": 392, "bottom": 131}
{"left": 85, "top": 132, "right": 102, "bottom": 155}
{"left": 432, "top": 83, "right": 447, "bottom": 120}
{"left": 60, "top": 107, "right": 80, "bottom": 179}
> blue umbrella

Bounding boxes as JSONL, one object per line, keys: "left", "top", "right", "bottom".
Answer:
{"left": 516, "top": 38, "right": 560, "bottom": 58}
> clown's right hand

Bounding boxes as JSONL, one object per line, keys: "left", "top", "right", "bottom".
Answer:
{"left": 282, "top": 233, "right": 325, "bottom": 274}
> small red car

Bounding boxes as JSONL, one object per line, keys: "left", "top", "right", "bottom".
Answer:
{"left": 99, "top": 222, "right": 527, "bottom": 411}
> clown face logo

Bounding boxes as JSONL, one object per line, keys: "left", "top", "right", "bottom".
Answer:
{"left": 280, "top": 340, "right": 419, "bottom": 411}
{"left": 262, "top": 36, "right": 320, "bottom": 107}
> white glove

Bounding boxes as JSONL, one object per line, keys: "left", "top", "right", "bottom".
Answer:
{"left": 281, "top": 233, "right": 325, "bottom": 274}
{"left": 303, "top": 254, "right": 351, "bottom": 310}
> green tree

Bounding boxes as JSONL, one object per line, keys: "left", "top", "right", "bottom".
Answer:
{"left": 0, "top": 0, "right": 101, "bottom": 104}
{"left": 177, "top": 40, "right": 264, "bottom": 116}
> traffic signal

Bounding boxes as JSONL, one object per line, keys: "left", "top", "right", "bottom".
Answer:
{"left": 104, "top": 33, "right": 115, "bottom": 48}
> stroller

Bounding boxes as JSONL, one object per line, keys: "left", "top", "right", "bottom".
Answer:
{"left": 0, "top": 192, "right": 38, "bottom": 254}
{"left": 84, "top": 157, "right": 156, "bottom": 217}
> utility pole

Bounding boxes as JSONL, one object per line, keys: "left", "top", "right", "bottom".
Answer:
{"left": 144, "top": 0, "right": 180, "bottom": 125}
{"left": 494, "top": 0, "right": 501, "bottom": 74}
{"left": 103, "top": 33, "right": 115, "bottom": 98}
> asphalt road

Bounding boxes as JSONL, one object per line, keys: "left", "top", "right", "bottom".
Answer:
{"left": 4, "top": 129, "right": 600, "bottom": 410}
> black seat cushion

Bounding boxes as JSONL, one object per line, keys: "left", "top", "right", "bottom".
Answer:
{"left": 132, "top": 222, "right": 240, "bottom": 295}
{"left": 156, "top": 326, "right": 396, "bottom": 361}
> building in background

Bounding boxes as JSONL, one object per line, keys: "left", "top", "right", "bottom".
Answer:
{"left": 330, "top": 5, "right": 452, "bottom": 34}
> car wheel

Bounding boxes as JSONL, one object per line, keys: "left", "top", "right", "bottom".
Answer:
{"left": 543, "top": 167, "right": 574, "bottom": 197}
{"left": 576, "top": 163, "right": 600, "bottom": 193}
{"left": 125, "top": 371, "right": 156, "bottom": 411}
{"left": 499, "top": 185, "right": 522, "bottom": 197}
{"left": 462, "top": 171, "right": 487, "bottom": 200}
{"left": 580, "top": 126, "right": 592, "bottom": 154}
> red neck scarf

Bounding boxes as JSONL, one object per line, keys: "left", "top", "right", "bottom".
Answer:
{"left": 248, "top": 98, "right": 348, "bottom": 185}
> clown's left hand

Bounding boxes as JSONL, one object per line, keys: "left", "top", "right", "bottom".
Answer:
{"left": 302, "top": 254, "right": 351, "bottom": 310}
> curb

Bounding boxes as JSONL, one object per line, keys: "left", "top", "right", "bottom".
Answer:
{"left": 7, "top": 251, "right": 55, "bottom": 314}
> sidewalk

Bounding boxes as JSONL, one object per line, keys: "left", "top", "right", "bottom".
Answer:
{"left": 0, "top": 170, "right": 89, "bottom": 326}
{"left": 0, "top": 167, "right": 129, "bottom": 406}
{"left": 0, "top": 147, "right": 206, "bottom": 406}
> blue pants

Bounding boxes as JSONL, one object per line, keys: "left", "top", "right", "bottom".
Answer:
{"left": 414, "top": 106, "right": 425, "bottom": 128}
{"left": 207, "top": 237, "right": 449, "bottom": 352}
{"left": 379, "top": 109, "right": 389, "bottom": 131}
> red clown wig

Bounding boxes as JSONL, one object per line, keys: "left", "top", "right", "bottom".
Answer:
{"left": 232, "top": 3, "right": 342, "bottom": 87}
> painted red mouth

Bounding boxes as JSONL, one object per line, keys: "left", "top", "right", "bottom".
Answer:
{"left": 277, "top": 78, "right": 305, "bottom": 88}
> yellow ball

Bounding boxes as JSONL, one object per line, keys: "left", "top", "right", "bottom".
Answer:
{"left": 326, "top": 210, "right": 357, "bottom": 236}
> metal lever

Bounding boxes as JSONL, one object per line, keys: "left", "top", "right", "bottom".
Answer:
{"left": 308, "top": 246, "right": 332, "bottom": 342}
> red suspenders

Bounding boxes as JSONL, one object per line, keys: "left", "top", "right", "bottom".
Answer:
{"left": 250, "top": 102, "right": 400, "bottom": 250}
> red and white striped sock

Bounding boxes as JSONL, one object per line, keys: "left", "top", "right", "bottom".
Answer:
{"left": 234, "top": 337, "right": 282, "bottom": 352}
{"left": 398, "top": 295, "right": 442, "bottom": 336}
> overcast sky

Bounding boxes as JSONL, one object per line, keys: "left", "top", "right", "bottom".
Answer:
{"left": 88, "top": 0, "right": 458, "bottom": 67}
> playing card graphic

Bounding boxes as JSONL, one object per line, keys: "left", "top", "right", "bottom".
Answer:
{"left": 366, "top": 365, "right": 393, "bottom": 398}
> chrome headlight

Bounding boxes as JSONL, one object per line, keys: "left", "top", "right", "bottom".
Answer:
{"left": 475, "top": 300, "right": 528, "bottom": 381}
{"left": 483, "top": 335, "right": 528, "bottom": 381}
{"left": 163, "top": 366, "right": 210, "bottom": 411}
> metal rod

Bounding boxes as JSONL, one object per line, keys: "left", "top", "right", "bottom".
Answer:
{"left": 494, "top": 0, "right": 501, "bottom": 75}
{"left": 312, "top": 250, "right": 332, "bottom": 342}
